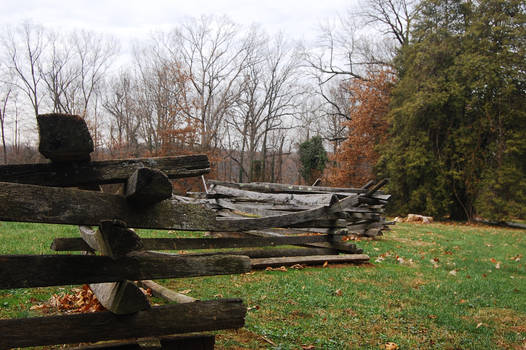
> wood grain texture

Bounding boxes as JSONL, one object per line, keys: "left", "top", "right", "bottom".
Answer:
{"left": 52, "top": 234, "right": 337, "bottom": 252}
{"left": 138, "top": 280, "right": 197, "bottom": 304}
{"left": 89, "top": 281, "right": 151, "bottom": 315}
{"left": 0, "top": 154, "right": 209, "bottom": 187}
{"left": 251, "top": 254, "right": 370, "bottom": 268}
{"left": 37, "top": 113, "right": 93, "bottom": 162}
{"left": 0, "top": 252, "right": 251, "bottom": 289}
{"left": 0, "top": 299, "right": 244, "bottom": 348}
{"left": 210, "top": 185, "right": 338, "bottom": 206}
{"left": 125, "top": 168, "right": 173, "bottom": 207}
{"left": 0, "top": 181, "right": 218, "bottom": 230}
{"left": 2, "top": 182, "right": 353, "bottom": 232}
{"left": 82, "top": 220, "right": 150, "bottom": 315}
{"left": 207, "top": 180, "right": 367, "bottom": 194}
{"left": 0, "top": 182, "right": 347, "bottom": 231}
{"left": 79, "top": 221, "right": 144, "bottom": 258}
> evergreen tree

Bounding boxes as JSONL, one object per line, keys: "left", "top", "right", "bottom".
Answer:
{"left": 298, "top": 136, "right": 328, "bottom": 184}
{"left": 378, "top": 0, "right": 526, "bottom": 220}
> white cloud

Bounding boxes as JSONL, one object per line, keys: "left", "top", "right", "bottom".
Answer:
{"left": 1, "top": 0, "right": 356, "bottom": 42}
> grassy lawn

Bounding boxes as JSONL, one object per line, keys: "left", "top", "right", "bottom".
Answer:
{"left": 0, "top": 221, "right": 525, "bottom": 349}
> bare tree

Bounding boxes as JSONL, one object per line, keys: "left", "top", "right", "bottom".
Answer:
{"left": 360, "top": 0, "right": 418, "bottom": 47}
{"left": 41, "top": 30, "right": 118, "bottom": 115}
{"left": 302, "top": 0, "right": 418, "bottom": 152}
{"left": 103, "top": 71, "right": 142, "bottom": 157}
{"left": 1, "top": 22, "right": 48, "bottom": 119}
{"left": 71, "top": 30, "right": 119, "bottom": 118}
{"left": 226, "top": 32, "right": 301, "bottom": 182}
{"left": 0, "top": 75, "right": 14, "bottom": 163}
{"left": 130, "top": 37, "right": 200, "bottom": 156}
{"left": 41, "top": 31, "right": 78, "bottom": 114}
{"left": 165, "top": 16, "right": 257, "bottom": 152}
{"left": 306, "top": 0, "right": 417, "bottom": 82}
{"left": 302, "top": 19, "right": 369, "bottom": 138}
{"left": 259, "top": 35, "right": 302, "bottom": 181}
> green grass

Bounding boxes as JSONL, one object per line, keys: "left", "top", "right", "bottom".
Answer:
{"left": 0, "top": 221, "right": 525, "bottom": 349}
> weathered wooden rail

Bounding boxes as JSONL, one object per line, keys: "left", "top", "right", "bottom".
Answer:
{"left": 202, "top": 179, "right": 391, "bottom": 238}
{"left": 0, "top": 114, "right": 246, "bottom": 349}
{"left": 0, "top": 113, "right": 380, "bottom": 349}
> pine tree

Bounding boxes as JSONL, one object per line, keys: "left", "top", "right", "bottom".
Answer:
{"left": 298, "top": 136, "right": 328, "bottom": 185}
{"left": 378, "top": 0, "right": 526, "bottom": 220}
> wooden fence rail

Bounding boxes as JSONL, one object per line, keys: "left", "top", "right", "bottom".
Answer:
{"left": 0, "top": 113, "right": 384, "bottom": 349}
{"left": 0, "top": 253, "right": 251, "bottom": 289}
{"left": 0, "top": 299, "right": 245, "bottom": 349}
{"left": 0, "top": 154, "right": 210, "bottom": 187}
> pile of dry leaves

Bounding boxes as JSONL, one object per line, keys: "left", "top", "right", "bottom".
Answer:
{"left": 30, "top": 285, "right": 105, "bottom": 314}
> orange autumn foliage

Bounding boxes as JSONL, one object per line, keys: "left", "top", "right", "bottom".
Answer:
{"left": 328, "top": 70, "right": 395, "bottom": 187}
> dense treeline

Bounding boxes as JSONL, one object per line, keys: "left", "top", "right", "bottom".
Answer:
{"left": 0, "top": 0, "right": 524, "bottom": 221}
{"left": 324, "top": 0, "right": 525, "bottom": 221}
{"left": 378, "top": 0, "right": 526, "bottom": 221}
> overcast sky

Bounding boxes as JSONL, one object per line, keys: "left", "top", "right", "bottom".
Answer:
{"left": 1, "top": 0, "right": 356, "bottom": 44}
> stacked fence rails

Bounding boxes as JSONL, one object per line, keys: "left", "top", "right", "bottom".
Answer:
{"left": 199, "top": 179, "right": 393, "bottom": 238}
{"left": 0, "top": 113, "right": 245, "bottom": 349}
{"left": 0, "top": 113, "right": 380, "bottom": 349}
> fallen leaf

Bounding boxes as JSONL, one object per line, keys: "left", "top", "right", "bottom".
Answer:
{"left": 428, "top": 314, "right": 437, "bottom": 319}
{"left": 495, "top": 263, "right": 500, "bottom": 269}
{"left": 429, "top": 258, "right": 440, "bottom": 268}
{"left": 265, "top": 266, "right": 288, "bottom": 272}
{"left": 260, "top": 336, "right": 276, "bottom": 346}
{"left": 31, "top": 285, "right": 105, "bottom": 314}
{"left": 511, "top": 254, "right": 522, "bottom": 262}
{"left": 178, "top": 289, "right": 191, "bottom": 295}
{"left": 490, "top": 258, "right": 497, "bottom": 263}
{"left": 459, "top": 299, "right": 467, "bottom": 304}
{"left": 139, "top": 287, "right": 152, "bottom": 297}
{"left": 449, "top": 270, "right": 457, "bottom": 276}
{"left": 301, "top": 345, "right": 315, "bottom": 350}
{"left": 323, "top": 261, "right": 328, "bottom": 268}
{"left": 384, "top": 342, "right": 399, "bottom": 350}
{"left": 476, "top": 322, "right": 483, "bottom": 328}
{"left": 290, "top": 264, "right": 305, "bottom": 269}
{"left": 30, "top": 304, "right": 48, "bottom": 311}
{"left": 247, "top": 305, "right": 260, "bottom": 311}
{"left": 213, "top": 294, "right": 223, "bottom": 298}
{"left": 334, "top": 289, "right": 343, "bottom": 296}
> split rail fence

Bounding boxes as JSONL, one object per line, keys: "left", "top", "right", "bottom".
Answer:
{"left": 0, "top": 113, "right": 389, "bottom": 349}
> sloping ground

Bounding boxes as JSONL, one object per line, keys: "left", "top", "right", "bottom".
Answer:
{"left": 0, "top": 221, "right": 524, "bottom": 349}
